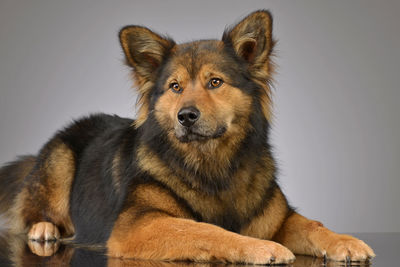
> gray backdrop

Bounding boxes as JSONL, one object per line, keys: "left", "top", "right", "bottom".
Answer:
{"left": 0, "top": 0, "right": 399, "bottom": 233}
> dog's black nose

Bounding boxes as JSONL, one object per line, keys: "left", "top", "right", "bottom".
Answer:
{"left": 177, "top": 106, "right": 200, "bottom": 127}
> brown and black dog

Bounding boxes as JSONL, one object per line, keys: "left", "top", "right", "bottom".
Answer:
{"left": 0, "top": 10, "right": 374, "bottom": 265}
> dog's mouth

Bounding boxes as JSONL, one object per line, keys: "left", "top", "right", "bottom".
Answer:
{"left": 175, "top": 126, "right": 227, "bottom": 143}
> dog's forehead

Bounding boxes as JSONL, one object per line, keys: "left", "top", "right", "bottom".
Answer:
{"left": 167, "top": 40, "right": 233, "bottom": 79}
{"left": 177, "top": 40, "right": 222, "bottom": 54}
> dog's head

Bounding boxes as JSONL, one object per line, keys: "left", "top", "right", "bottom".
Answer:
{"left": 120, "top": 10, "right": 275, "bottom": 154}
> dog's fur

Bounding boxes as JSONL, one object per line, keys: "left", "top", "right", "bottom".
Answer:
{"left": 0, "top": 10, "right": 374, "bottom": 264}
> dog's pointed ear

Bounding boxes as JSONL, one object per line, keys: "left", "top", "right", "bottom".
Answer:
{"left": 119, "top": 26, "right": 175, "bottom": 82}
{"left": 223, "top": 10, "right": 275, "bottom": 122}
{"left": 222, "top": 10, "right": 274, "bottom": 72}
{"left": 119, "top": 26, "right": 175, "bottom": 127}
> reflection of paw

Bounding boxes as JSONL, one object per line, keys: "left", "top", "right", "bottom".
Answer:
{"left": 294, "top": 255, "right": 323, "bottom": 267}
{"left": 28, "top": 222, "right": 60, "bottom": 241}
{"left": 324, "top": 234, "right": 375, "bottom": 262}
{"left": 28, "top": 240, "right": 60, "bottom": 257}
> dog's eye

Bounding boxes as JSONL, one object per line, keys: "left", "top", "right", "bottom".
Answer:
{"left": 169, "top": 82, "right": 182, "bottom": 93}
{"left": 208, "top": 78, "right": 223, "bottom": 89}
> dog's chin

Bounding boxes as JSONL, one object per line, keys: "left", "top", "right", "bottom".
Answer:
{"left": 175, "top": 126, "right": 227, "bottom": 143}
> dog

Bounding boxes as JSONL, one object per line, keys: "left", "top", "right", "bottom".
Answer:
{"left": 0, "top": 10, "right": 374, "bottom": 264}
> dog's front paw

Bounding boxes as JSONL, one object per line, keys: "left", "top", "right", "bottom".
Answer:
{"left": 323, "top": 234, "right": 375, "bottom": 262}
{"left": 28, "top": 222, "right": 60, "bottom": 241}
{"left": 238, "top": 240, "right": 296, "bottom": 265}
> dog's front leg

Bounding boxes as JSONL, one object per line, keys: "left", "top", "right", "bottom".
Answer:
{"left": 107, "top": 214, "right": 295, "bottom": 264}
{"left": 273, "top": 212, "right": 375, "bottom": 262}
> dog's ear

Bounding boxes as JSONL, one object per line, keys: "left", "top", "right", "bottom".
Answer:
{"left": 223, "top": 10, "right": 275, "bottom": 121}
{"left": 222, "top": 10, "right": 274, "bottom": 73}
{"left": 119, "top": 26, "right": 175, "bottom": 82}
{"left": 119, "top": 26, "right": 175, "bottom": 127}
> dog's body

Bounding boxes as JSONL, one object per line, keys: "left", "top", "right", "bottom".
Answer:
{"left": 0, "top": 10, "right": 374, "bottom": 264}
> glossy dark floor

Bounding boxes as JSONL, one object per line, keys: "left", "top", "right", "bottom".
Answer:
{"left": 0, "top": 232, "right": 397, "bottom": 266}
